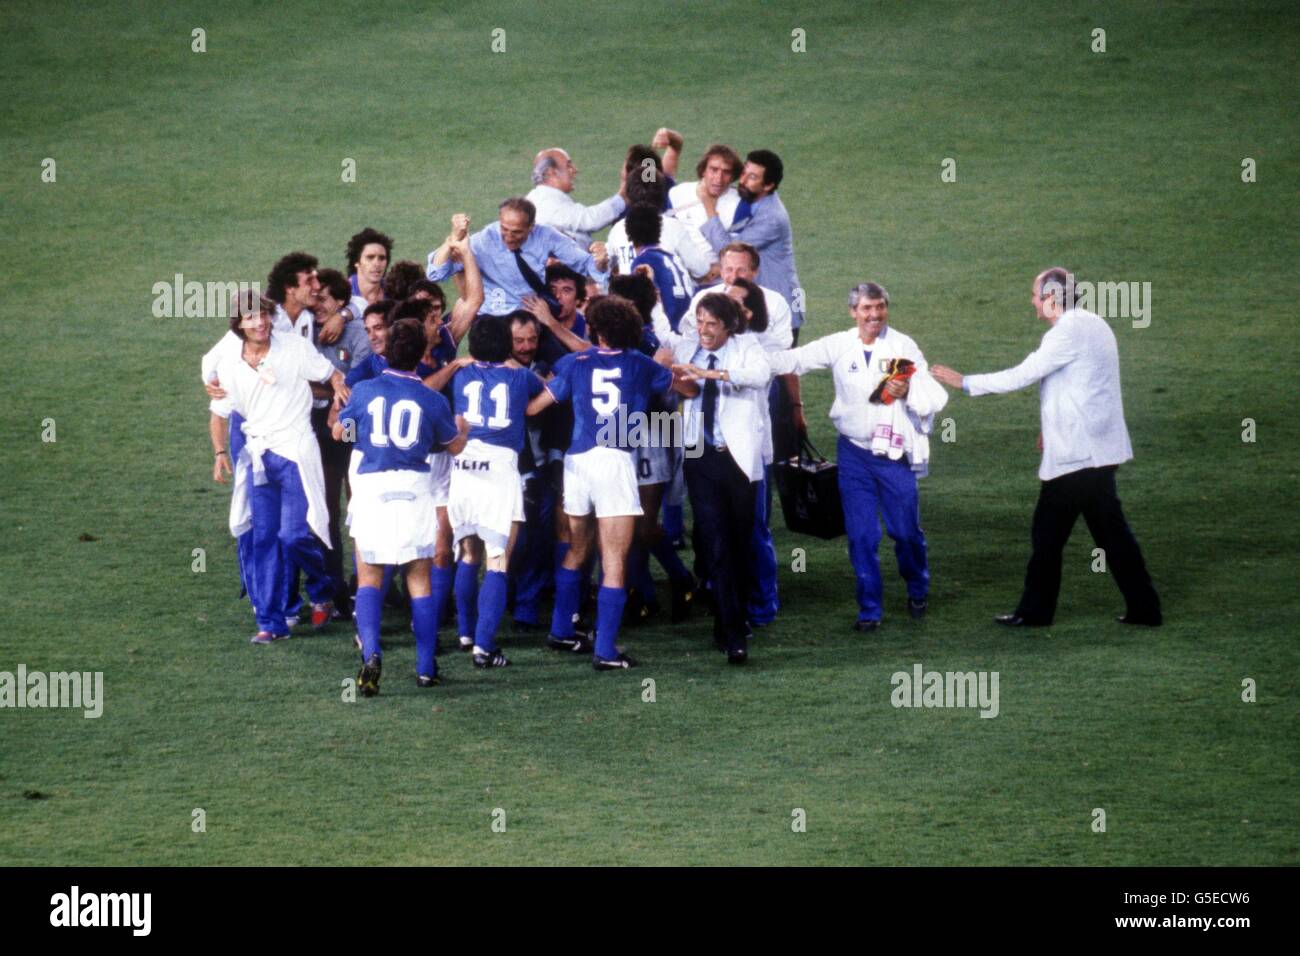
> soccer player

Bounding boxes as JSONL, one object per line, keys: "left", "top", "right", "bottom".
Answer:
{"left": 607, "top": 174, "right": 714, "bottom": 284}
{"left": 608, "top": 274, "right": 697, "bottom": 622}
{"left": 209, "top": 291, "right": 350, "bottom": 643}
{"left": 334, "top": 318, "right": 469, "bottom": 694}
{"left": 447, "top": 316, "right": 546, "bottom": 668}
{"left": 345, "top": 227, "right": 393, "bottom": 311}
{"left": 266, "top": 252, "right": 322, "bottom": 338}
{"left": 526, "top": 295, "right": 675, "bottom": 670}
{"left": 666, "top": 143, "right": 744, "bottom": 232}
{"left": 624, "top": 203, "right": 695, "bottom": 332}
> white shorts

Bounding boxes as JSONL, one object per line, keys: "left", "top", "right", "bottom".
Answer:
{"left": 564, "top": 447, "right": 643, "bottom": 518}
{"left": 635, "top": 442, "right": 677, "bottom": 487}
{"left": 447, "top": 439, "right": 524, "bottom": 558}
{"left": 427, "top": 450, "right": 452, "bottom": 507}
{"left": 348, "top": 469, "right": 439, "bottom": 566}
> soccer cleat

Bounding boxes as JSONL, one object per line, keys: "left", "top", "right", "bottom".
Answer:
{"left": 908, "top": 597, "right": 928, "bottom": 620}
{"left": 995, "top": 613, "right": 1049, "bottom": 627}
{"left": 547, "top": 633, "right": 593, "bottom": 654}
{"left": 727, "top": 647, "right": 749, "bottom": 666}
{"left": 284, "top": 614, "right": 300, "bottom": 629}
{"left": 357, "top": 653, "right": 382, "bottom": 697}
{"left": 592, "top": 652, "right": 638, "bottom": 671}
{"left": 472, "top": 647, "right": 511, "bottom": 669}
{"left": 457, "top": 635, "right": 475, "bottom": 652}
{"left": 250, "top": 631, "right": 287, "bottom": 645}
{"left": 416, "top": 674, "right": 442, "bottom": 688}
{"left": 670, "top": 576, "right": 697, "bottom": 623}
{"left": 854, "top": 619, "right": 881, "bottom": 633}
{"left": 310, "top": 602, "right": 334, "bottom": 630}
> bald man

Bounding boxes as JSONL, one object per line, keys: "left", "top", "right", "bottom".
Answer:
{"left": 526, "top": 147, "right": 626, "bottom": 248}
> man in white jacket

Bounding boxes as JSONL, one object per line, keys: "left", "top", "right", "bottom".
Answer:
{"left": 770, "top": 283, "right": 947, "bottom": 631}
{"left": 932, "top": 267, "right": 1161, "bottom": 627}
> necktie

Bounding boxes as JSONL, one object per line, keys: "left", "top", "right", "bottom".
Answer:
{"left": 702, "top": 354, "right": 718, "bottom": 448}
{"left": 513, "top": 248, "right": 561, "bottom": 316}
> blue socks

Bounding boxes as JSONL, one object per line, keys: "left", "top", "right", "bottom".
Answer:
{"left": 454, "top": 561, "right": 479, "bottom": 639}
{"left": 411, "top": 595, "right": 438, "bottom": 678}
{"left": 430, "top": 565, "right": 454, "bottom": 633}
{"left": 628, "top": 549, "right": 658, "bottom": 610}
{"left": 355, "top": 586, "right": 382, "bottom": 661}
{"left": 550, "top": 565, "right": 582, "bottom": 638}
{"left": 595, "top": 586, "right": 627, "bottom": 660}
{"left": 474, "top": 570, "right": 508, "bottom": 652}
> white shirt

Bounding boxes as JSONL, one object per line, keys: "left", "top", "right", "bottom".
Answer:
{"left": 526, "top": 183, "right": 626, "bottom": 248}
{"left": 607, "top": 215, "right": 715, "bottom": 281}
{"left": 668, "top": 182, "right": 740, "bottom": 231}
{"left": 964, "top": 308, "right": 1133, "bottom": 481}
{"left": 214, "top": 333, "right": 337, "bottom": 544}
{"left": 274, "top": 303, "right": 313, "bottom": 338}
{"left": 769, "top": 325, "right": 948, "bottom": 470}
{"left": 673, "top": 334, "right": 772, "bottom": 482}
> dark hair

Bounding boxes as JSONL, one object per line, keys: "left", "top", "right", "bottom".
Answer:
{"left": 696, "top": 292, "right": 742, "bottom": 333}
{"left": 545, "top": 263, "right": 587, "bottom": 304}
{"left": 316, "top": 268, "right": 351, "bottom": 305}
{"left": 745, "top": 149, "right": 784, "bottom": 189}
{"left": 386, "top": 318, "right": 428, "bottom": 372}
{"left": 410, "top": 279, "right": 446, "bottom": 306}
{"left": 624, "top": 144, "right": 663, "bottom": 183}
{"left": 499, "top": 197, "right": 536, "bottom": 225}
{"left": 384, "top": 260, "right": 423, "bottom": 301}
{"left": 609, "top": 274, "right": 656, "bottom": 326}
{"left": 362, "top": 299, "right": 396, "bottom": 325}
{"left": 626, "top": 170, "right": 666, "bottom": 209}
{"left": 695, "top": 144, "right": 743, "bottom": 181}
{"left": 731, "top": 278, "right": 768, "bottom": 333}
{"left": 227, "top": 291, "right": 277, "bottom": 339}
{"left": 719, "top": 241, "right": 760, "bottom": 271}
{"left": 586, "top": 295, "right": 645, "bottom": 350}
{"left": 507, "top": 308, "right": 540, "bottom": 333}
{"left": 391, "top": 297, "right": 435, "bottom": 325}
{"left": 624, "top": 202, "right": 662, "bottom": 248}
{"left": 266, "top": 252, "right": 318, "bottom": 304}
{"left": 345, "top": 228, "right": 394, "bottom": 276}
{"left": 1038, "top": 267, "right": 1079, "bottom": 308}
{"left": 468, "top": 314, "right": 513, "bottom": 362}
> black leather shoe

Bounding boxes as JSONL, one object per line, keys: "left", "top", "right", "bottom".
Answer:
{"left": 994, "top": 613, "right": 1049, "bottom": 627}
{"left": 908, "top": 597, "right": 927, "bottom": 620}
{"left": 727, "top": 648, "right": 748, "bottom": 665}
{"left": 1116, "top": 615, "right": 1162, "bottom": 627}
{"left": 854, "top": 619, "right": 881, "bottom": 633}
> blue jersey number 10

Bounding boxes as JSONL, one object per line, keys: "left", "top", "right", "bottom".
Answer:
{"left": 367, "top": 396, "right": 422, "bottom": 449}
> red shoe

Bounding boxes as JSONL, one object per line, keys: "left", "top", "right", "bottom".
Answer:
{"left": 311, "top": 602, "right": 334, "bottom": 630}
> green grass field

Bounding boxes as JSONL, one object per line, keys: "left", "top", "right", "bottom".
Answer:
{"left": 1, "top": 0, "right": 1296, "bottom": 865}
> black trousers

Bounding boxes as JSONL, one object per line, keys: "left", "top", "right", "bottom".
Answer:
{"left": 1016, "top": 465, "right": 1161, "bottom": 625}
{"left": 685, "top": 445, "right": 758, "bottom": 653}
{"left": 311, "top": 406, "right": 353, "bottom": 609}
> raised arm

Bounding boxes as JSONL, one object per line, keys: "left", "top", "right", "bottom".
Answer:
{"left": 652, "top": 127, "right": 683, "bottom": 179}
{"left": 447, "top": 221, "right": 483, "bottom": 344}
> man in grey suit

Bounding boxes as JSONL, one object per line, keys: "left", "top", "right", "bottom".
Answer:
{"left": 698, "top": 149, "right": 805, "bottom": 464}
{"left": 698, "top": 149, "right": 803, "bottom": 331}
{"left": 932, "top": 267, "right": 1162, "bottom": 628}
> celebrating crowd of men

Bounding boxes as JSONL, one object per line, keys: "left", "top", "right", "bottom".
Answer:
{"left": 202, "top": 129, "right": 1161, "bottom": 696}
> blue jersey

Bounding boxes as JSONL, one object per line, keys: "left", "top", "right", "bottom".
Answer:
{"left": 546, "top": 348, "right": 673, "bottom": 455}
{"left": 632, "top": 246, "right": 692, "bottom": 331}
{"left": 339, "top": 370, "right": 458, "bottom": 475}
{"left": 345, "top": 353, "right": 435, "bottom": 388}
{"left": 452, "top": 362, "right": 544, "bottom": 452}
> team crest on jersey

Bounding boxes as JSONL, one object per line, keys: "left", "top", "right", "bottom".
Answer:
{"left": 849, "top": 361, "right": 858, "bottom": 371}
